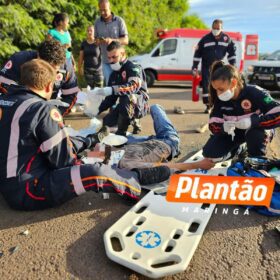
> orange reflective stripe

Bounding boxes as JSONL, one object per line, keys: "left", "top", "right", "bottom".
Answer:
{"left": 119, "top": 81, "right": 139, "bottom": 93}
{"left": 261, "top": 116, "right": 280, "bottom": 126}
{"left": 71, "top": 175, "right": 140, "bottom": 193}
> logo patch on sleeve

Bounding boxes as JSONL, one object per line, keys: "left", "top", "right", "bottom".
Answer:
{"left": 4, "top": 60, "right": 13, "bottom": 69}
{"left": 264, "top": 96, "right": 273, "bottom": 104}
{"left": 241, "top": 99, "right": 252, "bottom": 110}
{"left": 56, "top": 73, "right": 64, "bottom": 81}
{"left": 122, "top": 71, "right": 127, "bottom": 80}
{"left": 132, "top": 67, "right": 140, "bottom": 74}
{"left": 50, "top": 108, "right": 63, "bottom": 122}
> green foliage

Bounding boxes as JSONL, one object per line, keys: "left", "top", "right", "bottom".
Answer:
{"left": 0, "top": 0, "right": 205, "bottom": 65}
{"left": 181, "top": 14, "right": 208, "bottom": 29}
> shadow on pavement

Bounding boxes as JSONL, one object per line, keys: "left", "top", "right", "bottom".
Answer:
{"left": 0, "top": 192, "right": 140, "bottom": 231}
{"left": 152, "top": 84, "right": 192, "bottom": 89}
{"left": 64, "top": 113, "right": 90, "bottom": 121}
{"left": 177, "top": 129, "right": 199, "bottom": 134}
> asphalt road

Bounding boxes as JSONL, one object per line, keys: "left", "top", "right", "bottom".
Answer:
{"left": 0, "top": 83, "right": 280, "bottom": 280}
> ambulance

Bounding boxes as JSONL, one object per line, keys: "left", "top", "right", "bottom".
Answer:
{"left": 130, "top": 28, "right": 258, "bottom": 87}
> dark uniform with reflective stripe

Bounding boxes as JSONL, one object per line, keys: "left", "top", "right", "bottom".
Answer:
{"left": 192, "top": 32, "right": 236, "bottom": 105}
{"left": 0, "top": 50, "right": 79, "bottom": 116}
{"left": 203, "top": 85, "right": 280, "bottom": 159}
{"left": 0, "top": 85, "right": 141, "bottom": 210}
{"left": 98, "top": 59, "right": 149, "bottom": 135}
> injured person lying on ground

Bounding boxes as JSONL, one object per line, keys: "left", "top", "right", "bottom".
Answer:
{"left": 83, "top": 104, "right": 215, "bottom": 172}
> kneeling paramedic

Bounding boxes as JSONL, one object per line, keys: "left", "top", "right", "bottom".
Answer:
{"left": 0, "top": 40, "right": 78, "bottom": 116}
{"left": 0, "top": 59, "right": 170, "bottom": 211}
{"left": 91, "top": 41, "right": 149, "bottom": 136}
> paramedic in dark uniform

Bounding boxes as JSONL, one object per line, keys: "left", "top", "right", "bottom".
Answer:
{"left": 91, "top": 41, "right": 149, "bottom": 136}
{"left": 192, "top": 19, "right": 236, "bottom": 113}
{"left": 0, "top": 40, "right": 78, "bottom": 116}
{"left": 0, "top": 59, "right": 170, "bottom": 211}
{"left": 203, "top": 61, "right": 280, "bottom": 162}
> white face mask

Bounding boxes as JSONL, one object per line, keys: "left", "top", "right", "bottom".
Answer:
{"left": 110, "top": 62, "right": 122, "bottom": 71}
{"left": 218, "top": 89, "right": 234, "bottom": 102}
{"left": 212, "top": 29, "right": 221, "bottom": 37}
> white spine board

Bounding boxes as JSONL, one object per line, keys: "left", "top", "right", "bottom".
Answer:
{"left": 104, "top": 150, "right": 230, "bottom": 278}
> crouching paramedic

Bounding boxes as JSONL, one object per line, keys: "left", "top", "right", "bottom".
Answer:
{"left": 203, "top": 61, "right": 280, "bottom": 161}
{"left": 0, "top": 59, "right": 170, "bottom": 211}
{"left": 0, "top": 40, "right": 78, "bottom": 116}
{"left": 91, "top": 41, "right": 149, "bottom": 136}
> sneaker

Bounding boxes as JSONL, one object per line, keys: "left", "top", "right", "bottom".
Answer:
{"left": 133, "top": 166, "right": 171, "bottom": 185}
{"left": 96, "top": 126, "right": 110, "bottom": 142}
{"left": 174, "top": 106, "right": 185, "bottom": 114}
{"left": 133, "top": 127, "right": 141, "bottom": 134}
{"left": 132, "top": 125, "right": 142, "bottom": 134}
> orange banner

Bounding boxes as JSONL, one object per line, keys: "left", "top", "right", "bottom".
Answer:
{"left": 166, "top": 174, "right": 275, "bottom": 207}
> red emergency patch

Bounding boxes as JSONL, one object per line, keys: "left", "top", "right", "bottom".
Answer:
{"left": 224, "top": 36, "right": 228, "bottom": 41}
{"left": 4, "top": 60, "right": 12, "bottom": 69}
{"left": 56, "top": 73, "right": 63, "bottom": 81}
{"left": 50, "top": 108, "right": 63, "bottom": 122}
{"left": 241, "top": 99, "right": 252, "bottom": 110}
{"left": 122, "top": 71, "right": 126, "bottom": 80}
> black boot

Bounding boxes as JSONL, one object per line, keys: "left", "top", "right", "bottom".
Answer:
{"left": 87, "top": 125, "right": 110, "bottom": 148}
{"left": 133, "top": 166, "right": 171, "bottom": 185}
{"left": 204, "top": 104, "right": 211, "bottom": 114}
{"left": 132, "top": 118, "right": 142, "bottom": 134}
{"left": 231, "top": 143, "right": 248, "bottom": 164}
{"left": 116, "top": 114, "right": 131, "bottom": 136}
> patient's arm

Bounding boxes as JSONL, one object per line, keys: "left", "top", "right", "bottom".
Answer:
{"left": 157, "top": 158, "right": 215, "bottom": 171}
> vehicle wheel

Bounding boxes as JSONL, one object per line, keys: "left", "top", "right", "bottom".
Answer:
{"left": 145, "top": 70, "right": 155, "bottom": 87}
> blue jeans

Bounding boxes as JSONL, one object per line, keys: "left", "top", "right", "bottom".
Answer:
{"left": 102, "top": 63, "right": 113, "bottom": 86}
{"left": 127, "top": 104, "right": 180, "bottom": 158}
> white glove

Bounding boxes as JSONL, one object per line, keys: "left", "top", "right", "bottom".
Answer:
{"left": 192, "top": 68, "right": 198, "bottom": 76}
{"left": 130, "top": 94, "right": 138, "bottom": 104}
{"left": 235, "top": 118, "right": 252, "bottom": 130}
{"left": 223, "top": 121, "right": 236, "bottom": 140}
{"left": 223, "top": 121, "right": 235, "bottom": 133}
{"left": 89, "top": 87, "right": 113, "bottom": 97}
{"left": 83, "top": 93, "right": 104, "bottom": 117}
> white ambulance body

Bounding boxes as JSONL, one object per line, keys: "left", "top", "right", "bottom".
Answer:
{"left": 130, "top": 28, "right": 258, "bottom": 86}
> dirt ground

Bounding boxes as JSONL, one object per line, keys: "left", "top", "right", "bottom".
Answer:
{"left": 0, "top": 82, "right": 280, "bottom": 280}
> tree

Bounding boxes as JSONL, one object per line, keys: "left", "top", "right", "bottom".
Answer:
{"left": 0, "top": 0, "right": 206, "bottom": 65}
